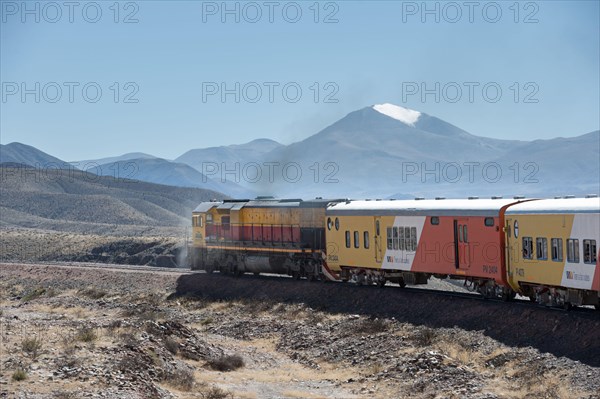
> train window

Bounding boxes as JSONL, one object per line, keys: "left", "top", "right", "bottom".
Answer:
{"left": 364, "top": 231, "right": 370, "bottom": 249}
{"left": 551, "top": 238, "right": 563, "bottom": 262}
{"left": 199, "top": 216, "right": 203, "bottom": 227}
{"left": 431, "top": 217, "right": 439, "bottom": 225}
{"left": 354, "top": 231, "right": 360, "bottom": 248}
{"left": 405, "top": 227, "right": 411, "bottom": 250}
{"left": 410, "top": 227, "right": 417, "bottom": 251}
{"left": 206, "top": 214, "right": 213, "bottom": 222}
{"left": 376, "top": 220, "right": 380, "bottom": 235}
{"left": 522, "top": 237, "right": 533, "bottom": 259}
{"left": 463, "top": 226, "right": 468, "bottom": 243}
{"left": 484, "top": 217, "right": 494, "bottom": 227}
{"left": 458, "top": 225, "right": 463, "bottom": 243}
{"left": 583, "top": 240, "right": 597, "bottom": 264}
{"left": 392, "top": 227, "right": 399, "bottom": 250}
{"left": 399, "top": 227, "right": 405, "bottom": 250}
{"left": 536, "top": 238, "right": 548, "bottom": 260}
{"left": 335, "top": 218, "right": 340, "bottom": 231}
{"left": 222, "top": 216, "right": 230, "bottom": 230}
{"left": 567, "top": 239, "right": 580, "bottom": 263}
{"left": 345, "top": 231, "right": 351, "bottom": 248}
{"left": 327, "top": 217, "right": 333, "bottom": 230}
{"left": 387, "top": 227, "right": 393, "bottom": 250}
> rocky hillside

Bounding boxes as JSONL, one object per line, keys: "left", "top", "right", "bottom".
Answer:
{"left": 0, "top": 166, "right": 225, "bottom": 233}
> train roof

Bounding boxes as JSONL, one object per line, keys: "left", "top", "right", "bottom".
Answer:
{"left": 193, "top": 202, "right": 221, "bottom": 213}
{"left": 193, "top": 198, "right": 344, "bottom": 212}
{"left": 327, "top": 198, "right": 522, "bottom": 216}
{"left": 505, "top": 197, "right": 600, "bottom": 214}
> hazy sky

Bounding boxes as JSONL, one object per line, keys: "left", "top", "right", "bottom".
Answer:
{"left": 1, "top": 0, "right": 599, "bottom": 161}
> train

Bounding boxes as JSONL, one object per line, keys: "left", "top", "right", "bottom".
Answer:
{"left": 190, "top": 195, "right": 600, "bottom": 309}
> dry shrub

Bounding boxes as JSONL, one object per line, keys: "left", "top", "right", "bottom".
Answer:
{"left": 22, "top": 287, "right": 45, "bottom": 301}
{"left": 163, "top": 367, "right": 195, "bottom": 391}
{"left": 57, "top": 354, "right": 80, "bottom": 369}
{"left": 107, "top": 320, "right": 122, "bottom": 330}
{"left": 354, "top": 318, "right": 388, "bottom": 334}
{"left": 12, "top": 369, "right": 27, "bottom": 381}
{"left": 120, "top": 306, "right": 164, "bottom": 321}
{"left": 78, "top": 287, "right": 107, "bottom": 300}
{"left": 207, "top": 354, "right": 245, "bottom": 372}
{"left": 76, "top": 327, "right": 98, "bottom": 343}
{"left": 411, "top": 327, "right": 437, "bottom": 346}
{"left": 21, "top": 337, "right": 43, "bottom": 359}
{"left": 200, "top": 386, "right": 234, "bottom": 399}
{"left": 118, "top": 331, "right": 137, "bottom": 346}
{"left": 52, "top": 391, "right": 77, "bottom": 399}
{"left": 241, "top": 299, "right": 274, "bottom": 315}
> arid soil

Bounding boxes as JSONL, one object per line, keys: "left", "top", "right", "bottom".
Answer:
{"left": 1, "top": 263, "right": 599, "bottom": 399}
{"left": 0, "top": 228, "right": 187, "bottom": 267}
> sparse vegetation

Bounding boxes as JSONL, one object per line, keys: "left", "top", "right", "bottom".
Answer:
{"left": 354, "top": 318, "right": 388, "bottom": 334}
{"left": 118, "top": 331, "right": 138, "bottom": 346}
{"left": 12, "top": 369, "right": 27, "bottom": 381}
{"left": 108, "top": 319, "right": 122, "bottom": 330}
{"left": 78, "top": 287, "right": 107, "bottom": 300}
{"left": 411, "top": 327, "right": 437, "bottom": 346}
{"left": 120, "top": 306, "right": 164, "bottom": 321}
{"left": 207, "top": 354, "right": 245, "bottom": 372}
{"left": 52, "top": 391, "right": 77, "bottom": 399}
{"left": 21, "top": 336, "right": 43, "bottom": 359}
{"left": 163, "top": 367, "right": 195, "bottom": 391}
{"left": 57, "top": 354, "right": 81, "bottom": 369}
{"left": 76, "top": 327, "right": 98, "bottom": 343}
{"left": 60, "top": 333, "right": 77, "bottom": 359}
{"left": 22, "top": 287, "right": 46, "bottom": 302}
{"left": 200, "top": 386, "right": 234, "bottom": 399}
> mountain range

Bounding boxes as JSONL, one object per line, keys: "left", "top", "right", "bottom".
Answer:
{"left": 2, "top": 104, "right": 598, "bottom": 199}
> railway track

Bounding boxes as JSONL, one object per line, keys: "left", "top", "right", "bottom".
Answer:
{"left": 7, "top": 260, "right": 598, "bottom": 316}
{"left": 0, "top": 261, "right": 193, "bottom": 274}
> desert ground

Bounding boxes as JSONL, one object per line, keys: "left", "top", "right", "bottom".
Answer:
{"left": 1, "top": 262, "right": 599, "bottom": 399}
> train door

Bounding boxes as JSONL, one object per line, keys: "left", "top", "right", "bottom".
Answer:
{"left": 504, "top": 217, "right": 513, "bottom": 276}
{"left": 454, "top": 218, "right": 470, "bottom": 269}
{"left": 374, "top": 217, "right": 382, "bottom": 263}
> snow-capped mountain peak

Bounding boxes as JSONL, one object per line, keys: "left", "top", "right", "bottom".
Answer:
{"left": 372, "top": 103, "right": 421, "bottom": 126}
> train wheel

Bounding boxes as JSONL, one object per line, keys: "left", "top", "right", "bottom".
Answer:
{"left": 398, "top": 278, "right": 406, "bottom": 288}
{"left": 377, "top": 278, "right": 386, "bottom": 288}
{"left": 563, "top": 302, "right": 573, "bottom": 311}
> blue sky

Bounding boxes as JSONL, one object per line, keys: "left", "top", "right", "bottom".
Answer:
{"left": 1, "top": 0, "right": 599, "bottom": 161}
